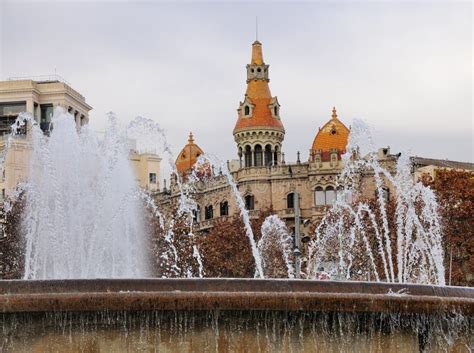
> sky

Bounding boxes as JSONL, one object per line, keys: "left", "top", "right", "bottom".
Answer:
{"left": 1, "top": 0, "right": 472, "bottom": 180}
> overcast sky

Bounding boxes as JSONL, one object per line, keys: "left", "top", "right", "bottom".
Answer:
{"left": 1, "top": 1, "right": 472, "bottom": 173}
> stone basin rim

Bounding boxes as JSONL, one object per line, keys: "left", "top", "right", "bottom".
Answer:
{"left": 0, "top": 279, "right": 472, "bottom": 315}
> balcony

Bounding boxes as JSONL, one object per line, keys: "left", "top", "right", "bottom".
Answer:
{"left": 281, "top": 208, "right": 295, "bottom": 219}
{"left": 248, "top": 210, "right": 260, "bottom": 219}
{"left": 197, "top": 219, "right": 214, "bottom": 231}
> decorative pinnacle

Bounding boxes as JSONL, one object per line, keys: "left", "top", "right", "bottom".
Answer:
{"left": 331, "top": 107, "right": 338, "bottom": 119}
{"left": 188, "top": 132, "right": 194, "bottom": 144}
{"left": 251, "top": 40, "right": 264, "bottom": 64}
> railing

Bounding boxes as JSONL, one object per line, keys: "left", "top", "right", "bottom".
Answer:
{"left": 7, "top": 74, "right": 70, "bottom": 86}
{"left": 248, "top": 210, "right": 260, "bottom": 219}
{"left": 280, "top": 208, "right": 295, "bottom": 218}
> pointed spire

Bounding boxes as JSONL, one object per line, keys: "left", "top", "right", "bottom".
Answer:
{"left": 331, "top": 107, "right": 338, "bottom": 120}
{"left": 255, "top": 16, "right": 258, "bottom": 42}
{"left": 188, "top": 132, "right": 194, "bottom": 144}
{"left": 251, "top": 40, "right": 264, "bottom": 65}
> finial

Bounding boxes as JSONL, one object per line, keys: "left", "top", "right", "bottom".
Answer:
{"left": 331, "top": 107, "right": 337, "bottom": 119}
{"left": 188, "top": 132, "right": 194, "bottom": 143}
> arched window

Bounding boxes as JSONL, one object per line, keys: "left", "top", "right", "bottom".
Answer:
{"left": 244, "top": 105, "right": 250, "bottom": 116}
{"left": 287, "top": 192, "right": 295, "bottom": 209}
{"left": 325, "top": 186, "right": 336, "bottom": 205}
{"left": 244, "top": 145, "right": 252, "bottom": 167}
{"left": 336, "top": 186, "right": 344, "bottom": 201}
{"left": 273, "top": 146, "right": 279, "bottom": 165}
{"left": 205, "top": 205, "right": 213, "bottom": 220}
{"left": 264, "top": 144, "right": 272, "bottom": 166}
{"left": 245, "top": 195, "right": 255, "bottom": 210}
{"left": 274, "top": 106, "right": 278, "bottom": 116}
{"left": 315, "top": 187, "right": 325, "bottom": 206}
{"left": 220, "top": 201, "right": 229, "bottom": 216}
{"left": 345, "top": 189, "right": 353, "bottom": 204}
{"left": 193, "top": 206, "right": 201, "bottom": 223}
{"left": 254, "top": 144, "right": 263, "bottom": 166}
{"left": 336, "top": 186, "right": 353, "bottom": 204}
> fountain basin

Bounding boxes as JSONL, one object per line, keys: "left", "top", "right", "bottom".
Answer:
{"left": 1, "top": 279, "right": 472, "bottom": 352}
{"left": 0, "top": 278, "right": 472, "bottom": 314}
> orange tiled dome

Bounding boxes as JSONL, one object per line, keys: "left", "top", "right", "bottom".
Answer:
{"left": 311, "top": 107, "right": 350, "bottom": 154}
{"left": 233, "top": 41, "right": 285, "bottom": 133}
{"left": 175, "top": 132, "right": 204, "bottom": 176}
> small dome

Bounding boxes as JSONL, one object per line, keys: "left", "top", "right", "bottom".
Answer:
{"left": 311, "top": 107, "right": 350, "bottom": 155}
{"left": 175, "top": 132, "right": 204, "bottom": 176}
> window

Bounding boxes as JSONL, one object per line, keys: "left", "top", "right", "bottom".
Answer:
{"left": 264, "top": 145, "right": 272, "bottom": 166}
{"left": 244, "top": 145, "right": 252, "bottom": 167}
{"left": 336, "top": 187, "right": 344, "bottom": 201}
{"left": 254, "top": 145, "right": 263, "bottom": 166}
{"left": 149, "top": 173, "right": 157, "bottom": 184}
{"left": 0, "top": 102, "right": 26, "bottom": 116}
{"left": 273, "top": 146, "right": 279, "bottom": 166}
{"left": 244, "top": 106, "right": 250, "bottom": 116}
{"left": 337, "top": 187, "right": 353, "bottom": 204}
{"left": 205, "top": 205, "right": 213, "bottom": 220}
{"left": 245, "top": 195, "right": 254, "bottom": 210}
{"left": 315, "top": 187, "right": 325, "bottom": 206}
{"left": 274, "top": 106, "right": 278, "bottom": 116}
{"left": 40, "top": 104, "right": 54, "bottom": 134}
{"left": 193, "top": 206, "right": 201, "bottom": 223}
{"left": 220, "top": 201, "right": 229, "bottom": 216}
{"left": 378, "top": 187, "right": 390, "bottom": 202}
{"left": 287, "top": 192, "right": 295, "bottom": 209}
{"left": 325, "top": 186, "right": 336, "bottom": 205}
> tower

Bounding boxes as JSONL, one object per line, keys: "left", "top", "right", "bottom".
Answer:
{"left": 233, "top": 41, "right": 285, "bottom": 168}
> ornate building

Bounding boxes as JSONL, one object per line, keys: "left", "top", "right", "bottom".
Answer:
{"left": 158, "top": 41, "right": 377, "bottom": 233}
{"left": 158, "top": 40, "right": 473, "bottom": 235}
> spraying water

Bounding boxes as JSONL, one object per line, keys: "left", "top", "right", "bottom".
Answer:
{"left": 307, "top": 119, "right": 445, "bottom": 285}
{"left": 258, "top": 215, "right": 295, "bottom": 278}
{"left": 190, "top": 154, "right": 264, "bottom": 278}
{"left": 20, "top": 108, "right": 149, "bottom": 279}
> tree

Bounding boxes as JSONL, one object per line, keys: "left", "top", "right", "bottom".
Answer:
{"left": 422, "top": 170, "right": 474, "bottom": 286}
{"left": 197, "top": 212, "right": 266, "bottom": 278}
{"left": 0, "top": 193, "right": 25, "bottom": 279}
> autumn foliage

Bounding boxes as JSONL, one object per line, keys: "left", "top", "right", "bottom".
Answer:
{"left": 0, "top": 194, "right": 25, "bottom": 279}
{"left": 422, "top": 169, "right": 474, "bottom": 286}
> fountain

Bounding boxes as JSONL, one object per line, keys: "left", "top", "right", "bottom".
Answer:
{"left": 307, "top": 120, "right": 446, "bottom": 285}
{"left": 16, "top": 109, "right": 150, "bottom": 279}
{"left": 0, "top": 111, "right": 472, "bottom": 352}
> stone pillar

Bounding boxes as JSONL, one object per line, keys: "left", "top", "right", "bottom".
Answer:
{"left": 26, "top": 99, "right": 34, "bottom": 115}
{"left": 250, "top": 148, "right": 254, "bottom": 167}
{"left": 75, "top": 112, "right": 81, "bottom": 129}
{"left": 34, "top": 103, "right": 40, "bottom": 123}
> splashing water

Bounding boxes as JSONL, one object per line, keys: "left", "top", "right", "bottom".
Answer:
{"left": 258, "top": 215, "right": 295, "bottom": 278}
{"left": 189, "top": 154, "right": 264, "bottom": 278}
{"left": 127, "top": 117, "right": 196, "bottom": 218}
{"left": 20, "top": 108, "right": 150, "bottom": 279}
{"left": 307, "top": 119, "right": 445, "bottom": 285}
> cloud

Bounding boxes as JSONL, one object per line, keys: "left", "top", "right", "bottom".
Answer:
{"left": 1, "top": 0, "right": 472, "bottom": 178}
